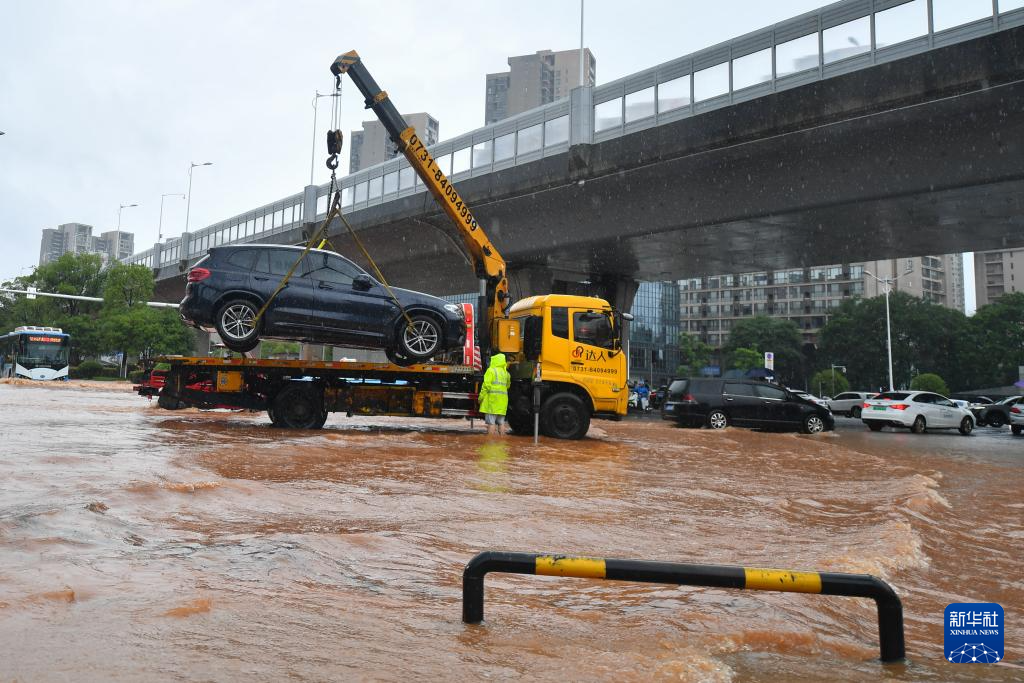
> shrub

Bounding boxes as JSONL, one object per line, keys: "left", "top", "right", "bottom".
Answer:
{"left": 910, "top": 373, "right": 950, "bottom": 396}
{"left": 75, "top": 360, "right": 104, "bottom": 379}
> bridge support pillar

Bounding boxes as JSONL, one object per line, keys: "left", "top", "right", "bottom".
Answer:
{"left": 194, "top": 330, "right": 211, "bottom": 356}
{"left": 301, "top": 344, "right": 325, "bottom": 362}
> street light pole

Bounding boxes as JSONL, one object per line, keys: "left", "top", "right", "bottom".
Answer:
{"left": 115, "top": 202, "right": 138, "bottom": 263}
{"left": 864, "top": 270, "right": 895, "bottom": 391}
{"left": 830, "top": 363, "right": 846, "bottom": 395}
{"left": 159, "top": 193, "right": 186, "bottom": 241}
{"left": 185, "top": 162, "right": 213, "bottom": 235}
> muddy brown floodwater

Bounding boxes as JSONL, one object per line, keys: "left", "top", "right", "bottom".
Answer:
{"left": 0, "top": 382, "right": 1021, "bottom": 681}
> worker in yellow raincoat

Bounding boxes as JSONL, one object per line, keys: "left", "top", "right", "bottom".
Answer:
{"left": 477, "top": 353, "right": 511, "bottom": 435}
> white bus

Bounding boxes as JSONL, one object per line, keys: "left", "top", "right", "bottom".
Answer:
{"left": 0, "top": 326, "right": 71, "bottom": 380}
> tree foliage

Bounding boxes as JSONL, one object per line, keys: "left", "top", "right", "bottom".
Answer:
{"left": 0, "top": 254, "right": 190, "bottom": 367}
{"left": 818, "top": 291, "right": 1023, "bottom": 392}
{"left": 677, "top": 332, "right": 713, "bottom": 376}
{"left": 910, "top": 372, "right": 950, "bottom": 396}
{"left": 723, "top": 316, "right": 803, "bottom": 384}
{"left": 809, "top": 369, "right": 849, "bottom": 397}
{"left": 730, "top": 347, "right": 763, "bottom": 372}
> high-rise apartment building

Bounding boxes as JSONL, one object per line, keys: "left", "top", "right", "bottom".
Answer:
{"left": 973, "top": 248, "right": 1023, "bottom": 306}
{"left": 38, "top": 223, "right": 134, "bottom": 266}
{"left": 349, "top": 113, "right": 439, "bottom": 173}
{"left": 679, "top": 254, "right": 965, "bottom": 349}
{"left": 485, "top": 48, "right": 596, "bottom": 124}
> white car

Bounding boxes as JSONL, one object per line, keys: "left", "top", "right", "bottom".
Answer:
{"left": 790, "top": 390, "right": 830, "bottom": 409}
{"left": 862, "top": 390, "right": 974, "bottom": 435}
{"left": 828, "top": 391, "right": 875, "bottom": 418}
{"left": 1010, "top": 397, "right": 1024, "bottom": 436}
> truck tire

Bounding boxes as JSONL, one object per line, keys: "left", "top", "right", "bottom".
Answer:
{"left": 505, "top": 406, "right": 534, "bottom": 436}
{"left": 272, "top": 383, "right": 325, "bottom": 429}
{"left": 157, "top": 393, "right": 186, "bottom": 410}
{"left": 540, "top": 392, "right": 590, "bottom": 440}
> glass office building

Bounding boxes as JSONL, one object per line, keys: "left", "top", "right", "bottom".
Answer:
{"left": 628, "top": 281, "right": 680, "bottom": 387}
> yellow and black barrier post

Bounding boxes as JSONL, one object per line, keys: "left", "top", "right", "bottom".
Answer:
{"left": 462, "top": 551, "right": 905, "bottom": 663}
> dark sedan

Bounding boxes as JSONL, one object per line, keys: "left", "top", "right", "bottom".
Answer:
{"left": 180, "top": 245, "right": 465, "bottom": 364}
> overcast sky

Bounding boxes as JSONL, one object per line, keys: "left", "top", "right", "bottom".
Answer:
{"left": 0, "top": 0, "right": 976, "bottom": 311}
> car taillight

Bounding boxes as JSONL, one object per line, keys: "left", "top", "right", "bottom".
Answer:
{"left": 863, "top": 402, "right": 871, "bottom": 408}
{"left": 683, "top": 393, "right": 696, "bottom": 403}
{"left": 187, "top": 267, "right": 211, "bottom": 283}
{"left": 1012, "top": 406, "right": 1022, "bottom": 414}
{"left": 890, "top": 403, "right": 909, "bottom": 411}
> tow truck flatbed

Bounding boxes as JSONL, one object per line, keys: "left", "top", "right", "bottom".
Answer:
{"left": 147, "top": 355, "right": 482, "bottom": 429}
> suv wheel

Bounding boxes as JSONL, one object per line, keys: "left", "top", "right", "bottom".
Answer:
{"left": 958, "top": 417, "right": 973, "bottom": 436}
{"left": 850, "top": 406, "right": 861, "bottom": 419}
{"left": 987, "top": 413, "right": 1004, "bottom": 428}
{"left": 397, "top": 315, "right": 442, "bottom": 360}
{"left": 707, "top": 410, "right": 728, "bottom": 430}
{"left": 803, "top": 414, "right": 825, "bottom": 434}
{"left": 911, "top": 415, "right": 926, "bottom": 434}
{"left": 215, "top": 299, "right": 262, "bottom": 353}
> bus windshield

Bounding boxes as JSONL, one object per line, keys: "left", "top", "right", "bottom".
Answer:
{"left": 20, "top": 337, "right": 70, "bottom": 369}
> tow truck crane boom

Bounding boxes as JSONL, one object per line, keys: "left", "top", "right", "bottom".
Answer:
{"left": 330, "top": 51, "right": 510, "bottom": 351}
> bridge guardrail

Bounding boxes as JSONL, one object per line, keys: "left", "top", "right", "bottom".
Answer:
{"left": 462, "top": 550, "right": 905, "bottom": 663}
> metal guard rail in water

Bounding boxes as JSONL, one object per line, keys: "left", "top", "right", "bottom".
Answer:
{"left": 462, "top": 551, "right": 905, "bottom": 663}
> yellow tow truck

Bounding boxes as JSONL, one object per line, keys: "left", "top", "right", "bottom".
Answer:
{"left": 147, "top": 51, "right": 630, "bottom": 439}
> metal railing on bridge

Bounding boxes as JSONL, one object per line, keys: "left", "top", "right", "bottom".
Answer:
{"left": 128, "top": 0, "right": 1024, "bottom": 271}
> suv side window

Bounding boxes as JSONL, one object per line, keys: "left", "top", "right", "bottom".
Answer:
{"left": 754, "top": 384, "right": 787, "bottom": 400}
{"left": 267, "top": 250, "right": 305, "bottom": 277}
{"left": 226, "top": 249, "right": 258, "bottom": 270}
{"left": 723, "top": 382, "right": 755, "bottom": 396}
{"left": 835, "top": 392, "right": 855, "bottom": 401}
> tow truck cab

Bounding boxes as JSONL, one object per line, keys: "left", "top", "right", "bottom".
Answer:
{"left": 503, "top": 295, "right": 629, "bottom": 433}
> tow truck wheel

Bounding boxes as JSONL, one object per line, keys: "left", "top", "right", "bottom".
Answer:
{"left": 273, "top": 383, "right": 324, "bottom": 429}
{"left": 540, "top": 392, "right": 590, "bottom": 440}
{"left": 157, "top": 394, "right": 186, "bottom": 410}
{"left": 215, "top": 299, "right": 262, "bottom": 353}
{"left": 505, "top": 405, "right": 533, "bottom": 436}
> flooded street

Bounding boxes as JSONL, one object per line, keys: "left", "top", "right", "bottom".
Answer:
{"left": 1, "top": 381, "right": 1021, "bottom": 681}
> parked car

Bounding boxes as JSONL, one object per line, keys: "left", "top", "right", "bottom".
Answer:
{"left": 975, "top": 395, "right": 1023, "bottom": 428}
{"left": 180, "top": 245, "right": 466, "bottom": 363}
{"left": 827, "top": 391, "right": 875, "bottom": 418}
{"left": 1009, "top": 398, "right": 1024, "bottom": 436}
{"left": 789, "top": 389, "right": 830, "bottom": 409}
{"left": 861, "top": 391, "right": 974, "bottom": 435}
{"left": 661, "top": 378, "right": 834, "bottom": 434}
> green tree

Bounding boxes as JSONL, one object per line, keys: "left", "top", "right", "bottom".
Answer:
{"left": 103, "top": 263, "right": 155, "bottom": 309}
{"left": 730, "top": 347, "right": 763, "bottom": 372}
{"left": 723, "top": 316, "right": 803, "bottom": 384}
{"left": 819, "top": 292, "right": 972, "bottom": 392}
{"left": 676, "top": 332, "right": 713, "bottom": 376}
{"left": 910, "top": 372, "right": 950, "bottom": 396}
{"left": 810, "top": 369, "right": 849, "bottom": 397}
{"left": 968, "top": 292, "right": 1024, "bottom": 388}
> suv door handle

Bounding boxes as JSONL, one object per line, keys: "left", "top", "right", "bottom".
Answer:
{"left": 724, "top": 397, "right": 734, "bottom": 401}
{"left": 254, "top": 276, "right": 270, "bottom": 281}
{"left": 318, "top": 282, "right": 335, "bottom": 290}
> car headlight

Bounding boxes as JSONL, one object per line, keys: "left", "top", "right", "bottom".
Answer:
{"left": 444, "top": 304, "right": 464, "bottom": 317}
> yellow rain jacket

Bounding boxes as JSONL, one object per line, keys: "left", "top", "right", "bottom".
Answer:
{"left": 478, "top": 353, "right": 511, "bottom": 415}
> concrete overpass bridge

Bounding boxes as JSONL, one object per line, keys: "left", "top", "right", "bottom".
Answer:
{"left": 137, "top": 0, "right": 1024, "bottom": 312}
